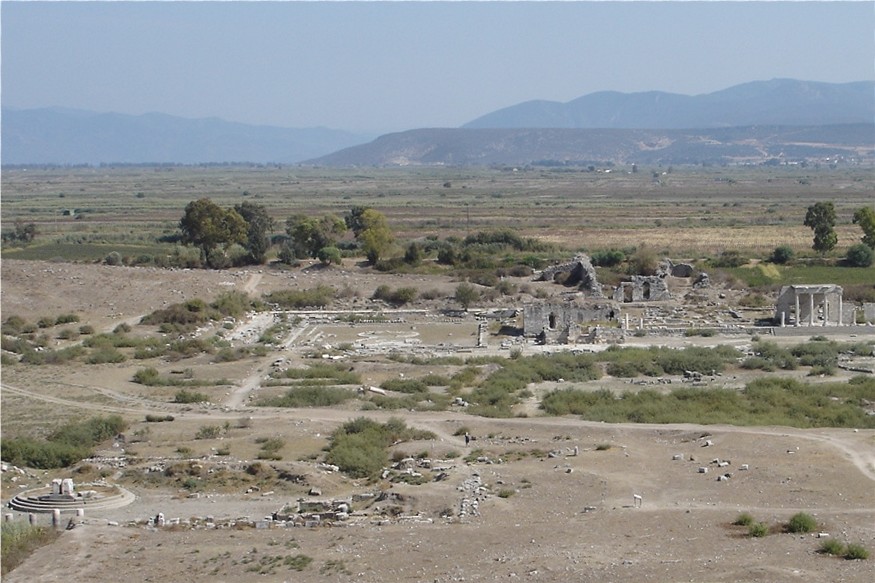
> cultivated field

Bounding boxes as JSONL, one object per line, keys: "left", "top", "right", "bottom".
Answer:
{"left": 2, "top": 165, "right": 874, "bottom": 582}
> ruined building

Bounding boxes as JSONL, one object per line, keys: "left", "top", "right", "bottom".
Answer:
{"left": 523, "top": 298, "right": 618, "bottom": 344}
{"left": 774, "top": 284, "right": 845, "bottom": 326}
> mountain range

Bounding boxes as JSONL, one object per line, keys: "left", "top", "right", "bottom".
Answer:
{"left": 1, "top": 107, "right": 374, "bottom": 166}
{"left": 2, "top": 79, "right": 872, "bottom": 166}
{"left": 463, "top": 79, "right": 874, "bottom": 129}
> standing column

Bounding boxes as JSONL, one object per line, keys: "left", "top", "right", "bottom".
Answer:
{"left": 838, "top": 295, "right": 843, "bottom": 326}
{"left": 809, "top": 293, "right": 815, "bottom": 326}
{"left": 795, "top": 292, "right": 800, "bottom": 327}
{"left": 823, "top": 295, "right": 828, "bottom": 327}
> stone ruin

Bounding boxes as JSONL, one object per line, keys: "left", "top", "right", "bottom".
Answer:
{"left": 612, "top": 275, "right": 671, "bottom": 303}
{"left": 523, "top": 298, "right": 618, "bottom": 344}
{"left": 538, "top": 254, "right": 604, "bottom": 297}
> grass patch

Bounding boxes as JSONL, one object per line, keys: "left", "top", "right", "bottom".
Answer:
{"left": 1, "top": 521, "right": 61, "bottom": 576}
{"left": 786, "top": 512, "right": 817, "bottom": 533}
{"left": 258, "top": 386, "right": 354, "bottom": 408}
{"left": 1, "top": 415, "right": 127, "bottom": 469}
{"left": 325, "top": 417, "right": 436, "bottom": 479}
{"left": 541, "top": 376, "right": 875, "bottom": 428}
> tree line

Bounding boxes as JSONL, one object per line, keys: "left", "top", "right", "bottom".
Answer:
{"left": 178, "top": 199, "right": 394, "bottom": 269}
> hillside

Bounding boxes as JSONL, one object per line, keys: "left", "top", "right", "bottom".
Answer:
{"left": 305, "top": 124, "right": 874, "bottom": 167}
{"left": 1, "top": 107, "right": 373, "bottom": 165}
{"left": 463, "top": 79, "right": 875, "bottom": 129}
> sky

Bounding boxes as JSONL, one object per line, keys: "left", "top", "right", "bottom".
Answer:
{"left": 2, "top": 1, "right": 872, "bottom": 133}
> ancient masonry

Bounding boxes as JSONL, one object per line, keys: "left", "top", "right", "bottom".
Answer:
{"left": 774, "top": 284, "right": 845, "bottom": 326}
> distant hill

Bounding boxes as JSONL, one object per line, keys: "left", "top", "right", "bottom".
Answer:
{"left": 305, "top": 124, "right": 874, "bottom": 167}
{"left": 1, "top": 107, "right": 374, "bottom": 165}
{"left": 463, "top": 79, "right": 875, "bottom": 129}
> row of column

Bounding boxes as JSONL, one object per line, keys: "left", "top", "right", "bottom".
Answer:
{"left": 788, "top": 291, "right": 842, "bottom": 327}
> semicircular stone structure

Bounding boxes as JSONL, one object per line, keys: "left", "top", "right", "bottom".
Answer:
{"left": 8, "top": 479, "right": 135, "bottom": 514}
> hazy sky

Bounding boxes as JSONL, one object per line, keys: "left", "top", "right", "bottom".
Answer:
{"left": 2, "top": 1, "right": 872, "bottom": 133}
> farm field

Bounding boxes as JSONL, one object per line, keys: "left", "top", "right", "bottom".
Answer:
{"left": 2, "top": 164, "right": 874, "bottom": 258}
{"left": 1, "top": 165, "right": 874, "bottom": 582}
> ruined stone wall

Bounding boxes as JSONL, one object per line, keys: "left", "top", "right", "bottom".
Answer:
{"left": 523, "top": 302, "right": 617, "bottom": 342}
{"left": 612, "top": 275, "right": 671, "bottom": 303}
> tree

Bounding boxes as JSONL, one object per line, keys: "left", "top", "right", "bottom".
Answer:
{"left": 803, "top": 202, "right": 837, "bottom": 255}
{"left": 2, "top": 220, "right": 37, "bottom": 246}
{"left": 358, "top": 209, "right": 394, "bottom": 264}
{"left": 770, "top": 244, "right": 794, "bottom": 265}
{"left": 852, "top": 206, "right": 875, "bottom": 249}
{"left": 285, "top": 214, "right": 346, "bottom": 259}
{"left": 344, "top": 206, "right": 370, "bottom": 238}
{"left": 179, "top": 198, "right": 247, "bottom": 266}
{"left": 454, "top": 282, "right": 480, "bottom": 311}
{"left": 404, "top": 241, "right": 423, "bottom": 266}
{"left": 234, "top": 201, "right": 274, "bottom": 264}
{"left": 317, "top": 246, "right": 342, "bottom": 266}
{"left": 846, "top": 243, "right": 874, "bottom": 267}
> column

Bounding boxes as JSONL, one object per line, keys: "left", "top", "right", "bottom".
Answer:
{"left": 838, "top": 295, "right": 843, "bottom": 326}
{"left": 809, "top": 293, "right": 815, "bottom": 326}
{"left": 823, "top": 295, "right": 828, "bottom": 327}
{"left": 794, "top": 292, "right": 800, "bottom": 327}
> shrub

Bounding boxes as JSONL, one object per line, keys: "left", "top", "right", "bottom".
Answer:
{"left": 1, "top": 522, "right": 60, "bottom": 576}
{"left": 733, "top": 512, "right": 755, "bottom": 526}
{"left": 846, "top": 243, "right": 874, "bottom": 267}
{"left": 770, "top": 245, "right": 795, "bottom": 264}
{"left": 145, "top": 414, "right": 175, "bottom": 422}
{"left": 325, "top": 417, "right": 435, "bottom": 479}
{"left": 195, "top": 425, "right": 223, "bottom": 440}
{"left": 1, "top": 415, "right": 127, "bottom": 469}
{"left": 259, "top": 387, "right": 352, "bottom": 408}
{"left": 55, "top": 313, "right": 80, "bottom": 325}
{"left": 818, "top": 538, "right": 845, "bottom": 556}
{"left": 175, "top": 389, "right": 209, "bottom": 404}
{"left": 265, "top": 286, "right": 335, "bottom": 308}
{"left": 844, "top": 543, "right": 870, "bottom": 560}
{"left": 786, "top": 512, "right": 817, "bottom": 533}
{"left": 748, "top": 522, "right": 770, "bottom": 538}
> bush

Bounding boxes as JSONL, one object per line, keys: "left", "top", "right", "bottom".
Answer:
{"left": 844, "top": 543, "right": 870, "bottom": 560}
{"left": 325, "top": 417, "right": 435, "bottom": 479}
{"left": 145, "top": 414, "right": 175, "bottom": 423}
{"left": 770, "top": 244, "right": 795, "bottom": 264}
{"left": 787, "top": 512, "right": 817, "bottom": 533}
{"left": 748, "top": 522, "right": 770, "bottom": 538}
{"left": 1, "top": 415, "right": 127, "bottom": 469}
{"left": 175, "top": 389, "right": 209, "bottom": 404}
{"left": 846, "top": 243, "right": 874, "bottom": 267}
{"left": 195, "top": 425, "right": 223, "bottom": 440}
{"left": 1, "top": 522, "right": 60, "bottom": 576}
{"left": 733, "top": 512, "right": 755, "bottom": 526}
{"left": 265, "top": 286, "right": 335, "bottom": 309}
{"left": 818, "top": 538, "right": 845, "bottom": 556}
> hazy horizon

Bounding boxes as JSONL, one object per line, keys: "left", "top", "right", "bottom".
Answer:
{"left": 3, "top": 1, "right": 872, "bottom": 134}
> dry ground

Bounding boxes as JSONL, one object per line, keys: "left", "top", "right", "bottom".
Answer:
{"left": 2, "top": 260, "right": 874, "bottom": 582}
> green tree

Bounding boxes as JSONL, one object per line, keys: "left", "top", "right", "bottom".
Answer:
{"left": 317, "top": 246, "right": 342, "bottom": 265}
{"left": 852, "top": 206, "right": 875, "bottom": 249}
{"left": 404, "top": 241, "right": 424, "bottom": 266}
{"left": 803, "top": 202, "right": 837, "bottom": 255}
{"left": 285, "top": 214, "right": 346, "bottom": 259}
{"left": 454, "top": 282, "right": 480, "bottom": 310}
{"left": 234, "top": 201, "right": 274, "bottom": 264}
{"left": 344, "top": 206, "right": 371, "bottom": 238}
{"left": 846, "top": 243, "right": 874, "bottom": 267}
{"left": 359, "top": 209, "right": 394, "bottom": 264}
{"left": 770, "top": 244, "right": 794, "bottom": 265}
{"left": 179, "top": 198, "right": 247, "bottom": 266}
